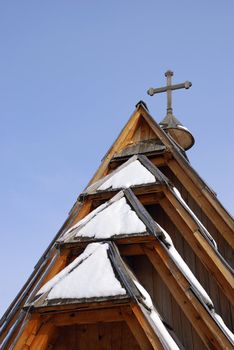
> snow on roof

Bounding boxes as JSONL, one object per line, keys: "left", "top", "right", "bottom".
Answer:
{"left": 82, "top": 155, "right": 168, "bottom": 197}
{"left": 172, "top": 187, "right": 217, "bottom": 248}
{"left": 158, "top": 223, "right": 213, "bottom": 308}
{"left": 62, "top": 194, "right": 146, "bottom": 241}
{"left": 98, "top": 159, "right": 155, "bottom": 191}
{"left": 36, "top": 243, "right": 126, "bottom": 301}
{"left": 158, "top": 223, "right": 234, "bottom": 344}
{"left": 133, "top": 279, "right": 180, "bottom": 350}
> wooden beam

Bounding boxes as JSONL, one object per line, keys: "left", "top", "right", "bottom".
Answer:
{"left": 122, "top": 306, "right": 154, "bottom": 350}
{"left": 28, "top": 321, "right": 56, "bottom": 350}
{"left": 110, "top": 155, "right": 166, "bottom": 170}
{"left": 144, "top": 242, "right": 233, "bottom": 350}
{"left": 35, "top": 299, "right": 130, "bottom": 315}
{"left": 14, "top": 315, "right": 41, "bottom": 350}
{"left": 118, "top": 243, "right": 144, "bottom": 256}
{"left": 50, "top": 307, "right": 124, "bottom": 327}
{"left": 130, "top": 304, "right": 165, "bottom": 350}
{"left": 161, "top": 194, "right": 234, "bottom": 304}
{"left": 168, "top": 159, "right": 234, "bottom": 248}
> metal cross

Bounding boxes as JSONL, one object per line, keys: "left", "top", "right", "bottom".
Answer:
{"left": 147, "top": 70, "right": 192, "bottom": 116}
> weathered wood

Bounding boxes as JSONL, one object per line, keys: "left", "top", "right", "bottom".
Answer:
{"left": 168, "top": 159, "right": 234, "bottom": 248}
{"left": 144, "top": 242, "right": 233, "bottom": 350}
{"left": 82, "top": 183, "right": 166, "bottom": 204}
{"left": 131, "top": 303, "right": 165, "bottom": 350}
{"left": 34, "top": 299, "right": 130, "bottom": 315}
{"left": 122, "top": 306, "right": 153, "bottom": 350}
{"left": 14, "top": 315, "right": 41, "bottom": 350}
{"left": 160, "top": 194, "right": 234, "bottom": 304}
{"left": 29, "top": 321, "right": 56, "bottom": 350}
{"left": 110, "top": 155, "right": 167, "bottom": 170}
{"left": 118, "top": 243, "right": 144, "bottom": 256}
{"left": 42, "top": 249, "right": 69, "bottom": 285}
{"left": 50, "top": 307, "right": 124, "bottom": 326}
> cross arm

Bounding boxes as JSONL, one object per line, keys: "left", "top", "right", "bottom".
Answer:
{"left": 147, "top": 81, "right": 192, "bottom": 96}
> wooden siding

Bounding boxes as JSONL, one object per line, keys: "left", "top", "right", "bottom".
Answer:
{"left": 50, "top": 321, "right": 141, "bottom": 350}
{"left": 125, "top": 254, "right": 207, "bottom": 350}
{"left": 146, "top": 203, "right": 234, "bottom": 333}
{"left": 159, "top": 165, "right": 233, "bottom": 267}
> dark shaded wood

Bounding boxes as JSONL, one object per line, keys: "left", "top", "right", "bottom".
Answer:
{"left": 51, "top": 321, "right": 141, "bottom": 350}
{"left": 146, "top": 203, "right": 234, "bottom": 332}
{"left": 144, "top": 243, "right": 232, "bottom": 349}
{"left": 122, "top": 307, "right": 153, "bottom": 350}
{"left": 126, "top": 254, "right": 206, "bottom": 350}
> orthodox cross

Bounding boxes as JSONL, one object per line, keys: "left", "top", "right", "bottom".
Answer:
{"left": 147, "top": 70, "right": 192, "bottom": 116}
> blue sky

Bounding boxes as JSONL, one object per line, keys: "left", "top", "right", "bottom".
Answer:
{"left": 0, "top": 1, "right": 233, "bottom": 316}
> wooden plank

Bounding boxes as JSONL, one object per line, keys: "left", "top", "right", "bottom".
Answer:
{"left": 144, "top": 242, "right": 233, "bottom": 350}
{"left": 130, "top": 303, "right": 165, "bottom": 350}
{"left": 122, "top": 307, "right": 153, "bottom": 350}
{"left": 42, "top": 249, "right": 70, "bottom": 285}
{"left": 110, "top": 321, "right": 122, "bottom": 350}
{"left": 110, "top": 155, "right": 166, "bottom": 170}
{"left": 14, "top": 315, "right": 41, "bottom": 350}
{"left": 161, "top": 194, "right": 234, "bottom": 304}
{"left": 35, "top": 299, "right": 130, "bottom": 314}
{"left": 168, "top": 159, "right": 234, "bottom": 248}
{"left": 50, "top": 307, "right": 124, "bottom": 326}
{"left": 27, "top": 320, "right": 55, "bottom": 350}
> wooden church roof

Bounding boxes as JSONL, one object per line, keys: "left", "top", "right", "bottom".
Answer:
{"left": 0, "top": 91, "right": 233, "bottom": 350}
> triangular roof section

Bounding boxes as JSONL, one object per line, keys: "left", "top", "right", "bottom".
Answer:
{"left": 60, "top": 189, "right": 163, "bottom": 244}
{"left": 26, "top": 241, "right": 181, "bottom": 349}
{"left": 27, "top": 243, "right": 133, "bottom": 309}
{"left": 82, "top": 154, "right": 168, "bottom": 197}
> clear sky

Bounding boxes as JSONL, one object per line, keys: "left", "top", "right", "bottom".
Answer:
{"left": 0, "top": 1, "right": 233, "bottom": 317}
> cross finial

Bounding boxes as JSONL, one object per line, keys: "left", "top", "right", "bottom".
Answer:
{"left": 147, "top": 70, "right": 192, "bottom": 117}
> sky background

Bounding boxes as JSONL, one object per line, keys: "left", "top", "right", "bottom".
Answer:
{"left": 0, "top": 1, "right": 233, "bottom": 317}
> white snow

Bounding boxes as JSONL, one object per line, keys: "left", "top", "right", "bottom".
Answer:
{"left": 37, "top": 243, "right": 102, "bottom": 295}
{"left": 213, "top": 313, "right": 234, "bottom": 344}
{"left": 62, "top": 202, "right": 108, "bottom": 240}
{"left": 98, "top": 160, "right": 155, "bottom": 190}
{"left": 158, "top": 223, "right": 234, "bottom": 343}
{"left": 134, "top": 279, "right": 180, "bottom": 350}
{"left": 38, "top": 243, "right": 126, "bottom": 300}
{"left": 74, "top": 197, "right": 146, "bottom": 239}
{"left": 172, "top": 187, "right": 217, "bottom": 249}
{"left": 157, "top": 223, "right": 214, "bottom": 308}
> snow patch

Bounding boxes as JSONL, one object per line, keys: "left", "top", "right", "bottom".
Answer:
{"left": 74, "top": 197, "right": 146, "bottom": 239}
{"left": 157, "top": 224, "right": 213, "bottom": 308}
{"left": 37, "top": 243, "right": 102, "bottom": 295}
{"left": 173, "top": 187, "right": 217, "bottom": 248}
{"left": 158, "top": 223, "right": 234, "bottom": 344}
{"left": 38, "top": 243, "right": 126, "bottom": 300}
{"left": 213, "top": 313, "right": 234, "bottom": 344}
{"left": 134, "top": 279, "right": 180, "bottom": 350}
{"left": 98, "top": 160, "right": 155, "bottom": 190}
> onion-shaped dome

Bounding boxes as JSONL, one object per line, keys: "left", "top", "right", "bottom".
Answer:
{"left": 159, "top": 113, "right": 195, "bottom": 151}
